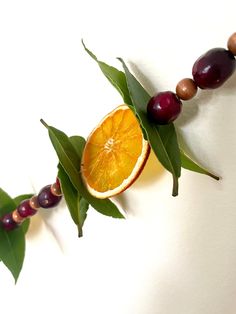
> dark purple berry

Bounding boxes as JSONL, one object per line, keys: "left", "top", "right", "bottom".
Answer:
{"left": 1, "top": 213, "right": 18, "bottom": 231}
{"left": 17, "top": 199, "right": 37, "bottom": 218}
{"left": 38, "top": 185, "right": 62, "bottom": 208}
{"left": 147, "top": 91, "right": 182, "bottom": 125}
{"left": 192, "top": 48, "right": 236, "bottom": 89}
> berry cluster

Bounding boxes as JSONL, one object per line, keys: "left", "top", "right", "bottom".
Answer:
{"left": 0, "top": 179, "right": 62, "bottom": 231}
{"left": 147, "top": 33, "right": 236, "bottom": 125}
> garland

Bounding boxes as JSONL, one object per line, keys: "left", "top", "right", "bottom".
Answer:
{"left": 0, "top": 33, "right": 235, "bottom": 282}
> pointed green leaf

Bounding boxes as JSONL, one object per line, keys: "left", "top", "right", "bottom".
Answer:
{"left": 79, "top": 197, "right": 89, "bottom": 228}
{"left": 69, "top": 136, "right": 91, "bottom": 227}
{"left": 20, "top": 219, "right": 30, "bottom": 235}
{"left": 0, "top": 227, "right": 25, "bottom": 283}
{"left": 0, "top": 189, "right": 26, "bottom": 283}
{"left": 14, "top": 194, "right": 34, "bottom": 234}
{"left": 41, "top": 120, "right": 124, "bottom": 219}
{"left": 82, "top": 40, "right": 133, "bottom": 107}
{"left": 58, "top": 164, "right": 84, "bottom": 237}
{"left": 0, "top": 188, "right": 16, "bottom": 216}
{"left": 58, "top": 162, "right": 89, "bottom": 237}
{"left": 118, "top": 58, "right": 181, "bottom": 196}
{"left": 180, "top": 149, "right": 220, "bottom": 180}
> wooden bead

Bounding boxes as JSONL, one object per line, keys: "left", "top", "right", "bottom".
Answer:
{"left": 227, "top": 33, "right": 236, "bottom": 56}
{"left": 50, "top": 182, "right": 62, "bottom": 196}
{"left": 29, "top": 196, "right": 40, "bottom": 210}
{"left": 12, "top": 210, "right": 25, "bottom": 224}
{"left": 176, "top": 78, "right": 198, "bottom": 100}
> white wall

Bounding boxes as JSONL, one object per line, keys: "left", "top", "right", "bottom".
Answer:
{"left": 0, "top": 1, "right": 236, "bottom": 313}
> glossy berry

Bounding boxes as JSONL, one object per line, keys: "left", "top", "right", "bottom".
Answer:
{"left": 17, "top": 199, "right": 37, "bottom": 218}
{"left": 192, "top": 48, "right": 236, "bottom": 89}
{"left": 147, "top": 91, "right": 182, "bottom": 125}
{"left": 38, "top": 185, "right": 62, "bottom": 208}
{"left": 1, "top": 213, "right": 18, "bottom": 231}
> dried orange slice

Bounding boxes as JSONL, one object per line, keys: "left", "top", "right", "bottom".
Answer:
{"left": 81, "top": 105, "right": 150, "bottom": 199}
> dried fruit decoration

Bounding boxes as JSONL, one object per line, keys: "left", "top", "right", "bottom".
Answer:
{"left": 1, "top": 32, "right": 235, "bottom": 282}
{"left": 81, "top": 105, "right": 150, "bottom": 199}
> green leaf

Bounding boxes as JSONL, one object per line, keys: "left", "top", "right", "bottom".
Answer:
{"left": 58, "top": 164, "right": 84, "bottom": 237}
{"left": 0, "top": 189, "right": 16, "bottom": 216}
{"left": 79, "top": 197, "right": 89, "bottom": 228}
{"left": 58, "top": 136, "right": 89, "bottom": 237}
{"left": 180, "top": 149, "right": 220, "bottom": 180}
{"left": 70, "top": 136, "right": 89, "bottom": 233}
{"left": 69, "top": 135, "right": 86, "bottom": 158}
{"left": 82, "top": 40, "right": 133, "bottom": 107}
{"left": 20, "top": 219, "right": 30, "bottom": 235}
{"left": 41, "top": 120, "right": 124, "bottom": 219}
{"left": 118, "top": 58, "right": 181, "bottom": 196}
{"left": 0, "top": 189, "right": 26, "bottom": 283}
{"left": 14, "top": 194, "right": 34, "bottom": 234}
{"left": 58, "top": 163, "right": 89, "bottom": 237}
{"left": 0, "top": 227, "right": 25, "bottom": 283}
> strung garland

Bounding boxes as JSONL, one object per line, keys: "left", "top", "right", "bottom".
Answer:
{"left": 0, "top": 33, "right": 235, "bottom": 282}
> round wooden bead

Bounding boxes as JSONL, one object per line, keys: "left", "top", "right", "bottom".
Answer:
{"left": 12, "top": 209, "right": 25, "bottom": 224}
{"left": 227, "top": 32, "right": 236, "bottom": 56}
{"left": 50, "top": 182, "right": 62, "bottom": 196}
{"left": 29, "top": 196, "right": 40, "bottom": 210}
{"left": 176, "top": 78, "right": 198, "bottom": 100}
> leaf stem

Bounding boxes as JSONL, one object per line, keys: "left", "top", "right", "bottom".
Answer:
{"left": 40, "top": 119, "right": 49, "bottom": 129}
{"left": 78, "top": 226, "right": 83, "bottom": 238}
{"left": 206, "top": 172, "right": 220, "bottom": 181}
{"left": 172, "top": 176, "right": 179, "bottom": 197}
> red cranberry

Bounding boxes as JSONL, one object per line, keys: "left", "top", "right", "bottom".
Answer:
{"left": 1, "top": 213, "right": 18, "bottom": 231}
{"left": 17, "top": 199, "right": 37, "bottom": 218}
{"left": 192, "top": 48, "right": 236, "bottom": 89}
{"left": 147, "top": 91, "right": 182, "bottom": 125}
{"left": 38, "top": 185, "right": 62, "bottom": 208}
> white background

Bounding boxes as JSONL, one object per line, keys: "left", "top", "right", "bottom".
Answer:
{"left": 0, "top": 1, "right": 236, "bottom": 313}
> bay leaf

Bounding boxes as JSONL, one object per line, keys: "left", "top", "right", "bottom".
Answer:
{"left": 82, "top": 40, "right": 132, "bottom": 107}
{"left": 118, "top": 58, "right": 181, "bottom": 196}
{"left": 79, "top": 197, "right": 89, "bottom": 229}
{"left": 180, "top": 149, "right": 219, "bottom": 180}
{"left": 41, "top": 120, "right": 124, "bottom": 219}
{"left": 58, "top": 164, "right": 84, "bottom": 237}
